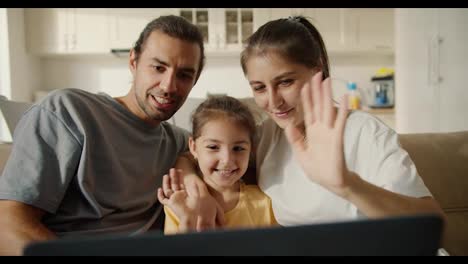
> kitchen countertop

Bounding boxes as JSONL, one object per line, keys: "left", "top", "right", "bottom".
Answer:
{"left": 361, "top": 106, "right": 395, "bottom": 115}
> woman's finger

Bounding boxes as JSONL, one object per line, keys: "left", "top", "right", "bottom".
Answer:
{"left": 322, "top": 77, "right": 335, "bottom": 127}
{"left": 311, "top": 71, "right": 323, "bottom": 122}
{"left": 335, "top": 94, "right": 349, "bottom": 136}
{"left": 301, "top": 81, "right": 315, "bottom": 125}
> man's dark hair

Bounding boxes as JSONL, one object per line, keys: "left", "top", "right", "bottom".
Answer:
{"left": 133, "top": 15, "right": 205, "bottom": 83}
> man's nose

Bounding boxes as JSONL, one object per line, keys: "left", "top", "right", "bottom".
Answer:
{"left": 160, "top": 72, "right": 177, "bottom": 94}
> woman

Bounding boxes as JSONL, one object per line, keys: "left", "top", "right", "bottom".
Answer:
{"left": 178, "top": 16, "right": 445, "bottom": 229}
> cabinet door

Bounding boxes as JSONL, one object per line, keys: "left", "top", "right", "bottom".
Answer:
{"left": 395, "top": 9, "right": 439, "bottom": 133}
{"left": 108, "top": 8, "right": 178, "bottom": 49}
{"left": 71, "top": 8, "right": 109, "bottom": 54}
{"left": 348, "top": 8, "right": 394, "bottom": 52}
{"left": 179, "top": 9, "right": 215, "bottom": 50}
{"left": 221, "top": 8, "right": 254, "bottom": 51}
{"left": 25, "top": 8, "right": 70, "bottom": 54}
{"left": 312, "top": 8, "right": 351, "bottom": 53}
{"left": 438, "top": 9, "right": 468, "bottom": 132}
{"left": 253, "top": 8, "right": 269, "bottom": 31}
{"left": 269, "top": 8, "right": 291, "bottom": 20}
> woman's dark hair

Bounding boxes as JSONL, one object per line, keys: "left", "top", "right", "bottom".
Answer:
{"left": 133, "top": 15, "right": 205, "bottom": 83}
{"left": 240, "top": 16, "right": 330, "bottom": 79}
{"left": 191, "top": 95, "right": 256, "bottom": 147}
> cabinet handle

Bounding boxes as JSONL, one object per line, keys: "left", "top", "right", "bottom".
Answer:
{"left": 428, "top": 35, "right": 441, "bottom": 85}
{"left": 64, "top": 33, "right": 68, "bottom": 51}
{"left": 432, "top": 35, "right": 441, "bottom": 85}
{"left": 72, "top": 34, "right": 77, "bottom": 50}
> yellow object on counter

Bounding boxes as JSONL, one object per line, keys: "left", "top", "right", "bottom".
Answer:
{"left": 349, "top": 95, "right": 361, "bottom": 110}
{"left": 375, "top": 67, "right": 394, "bottom": 77}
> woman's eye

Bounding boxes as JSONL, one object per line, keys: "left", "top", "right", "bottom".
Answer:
{"left": 279, "top": 79, "right": 294, "bottom": 86}
{"left": 233, "top": 146, "right": 246, "bottom": 152}
{"left": 206, "top": 145, "right": 218, "bottom": 150}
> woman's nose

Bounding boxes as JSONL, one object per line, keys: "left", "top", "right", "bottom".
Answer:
{"left": 268, "top": 89, "right": 284, "bottom": 109}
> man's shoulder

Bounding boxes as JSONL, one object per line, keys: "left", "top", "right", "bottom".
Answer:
{"left": 37, "top": 89, "right": 107, "bottom": 113}
{"left": 42, "top": 88, "right": 93, "bottom": 101}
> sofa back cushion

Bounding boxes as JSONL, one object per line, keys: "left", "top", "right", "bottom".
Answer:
{"left": 399, "top": 131, "right": 468, "bottom": 256}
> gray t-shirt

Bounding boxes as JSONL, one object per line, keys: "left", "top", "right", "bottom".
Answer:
{"left": 0, "top": 88, "right": 189, "bottom": 236}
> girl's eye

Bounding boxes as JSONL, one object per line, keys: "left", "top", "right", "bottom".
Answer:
{"left": 206, "top": 145, "right": 219, "bottom": 150}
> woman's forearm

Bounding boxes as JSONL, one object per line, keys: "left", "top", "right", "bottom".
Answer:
{"left": 340, "top": 171, "right": 446, "bottom": 221}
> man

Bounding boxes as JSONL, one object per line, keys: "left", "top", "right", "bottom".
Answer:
{"left": 0, "top": 15, "right": 218, "bottom": 255}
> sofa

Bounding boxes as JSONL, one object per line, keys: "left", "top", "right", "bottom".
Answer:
{"left": 398, "top": 131, "right": 468, "bottom": 256}
{"left": 0, "top": 98, "right": 467, "bottom": 255}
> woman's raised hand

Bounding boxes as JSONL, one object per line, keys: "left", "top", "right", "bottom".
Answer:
{"left": 285, "top": 71, "right": 351, "bottom": 196}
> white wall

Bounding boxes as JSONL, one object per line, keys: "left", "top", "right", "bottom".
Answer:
{"left": 41, "top": 54, "right": 253, "bottom": 100}
{"left": 5, "top": 8, "right": 41, "bottom": 102}
{"left": 0, "top": 8, "right": 42, "bottom": 142}
{"left": 0, "top": 8, "right": 8, "bottom": 97}
{"left": 39, "top": 53, "right": 393, "bottom": 102}
{"left": 0, "top": 8, "right": 9, "bottom": 141}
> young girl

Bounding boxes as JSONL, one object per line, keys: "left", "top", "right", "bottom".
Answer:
{"left": 158, "top": 96, "right": 277, "bottom": 234}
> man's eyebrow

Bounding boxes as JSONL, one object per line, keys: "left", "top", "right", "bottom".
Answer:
{"left": 152, "top": 58, "right": 169, "bottom": 66}
{"left": 152, "top": 58, "right": 196, "bottom": 74}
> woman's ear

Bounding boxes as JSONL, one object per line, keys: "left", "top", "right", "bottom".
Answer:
{"left": 188, "top": 136, "right": 198, "bottom": 160}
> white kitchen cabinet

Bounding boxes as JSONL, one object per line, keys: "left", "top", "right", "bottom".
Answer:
{"left": 395, "top": 8, "right": 468, "bottom": 133}
{"left": 108, "top": 8, "right": 178, "bottom": 50}
{"left": 179, "top": 8, "right": 257, "bottom": 54}
{"left": 346, "top": 8, "right": 394, "bottom": 52}
{"left": 25, "top": 8, "right": 70, "bottom": 54}
{"left": 25, "top": 8, "right": 109, "bottom": 55}
{"left": 296, "top": 8, "right": 394, "bottom": 54}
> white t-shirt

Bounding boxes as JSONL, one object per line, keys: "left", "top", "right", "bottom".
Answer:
{"left": 255, "top": 111, "right": 432, "bottom": 226}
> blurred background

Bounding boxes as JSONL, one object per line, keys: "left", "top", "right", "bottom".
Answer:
{"left": 0, "top": 8, "right": 467, "bottom": 140}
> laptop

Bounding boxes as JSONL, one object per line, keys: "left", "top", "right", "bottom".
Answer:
{"left": 23, "top": 214, "right": 443, "bottom": 256}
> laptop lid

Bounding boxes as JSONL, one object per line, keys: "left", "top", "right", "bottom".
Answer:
{"left": 23, "top": 214, "right": 443, "bottom": 256}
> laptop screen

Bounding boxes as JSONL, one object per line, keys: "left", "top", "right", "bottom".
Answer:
{"left": 23, "top": 214, "right": 443, "bottom": 256}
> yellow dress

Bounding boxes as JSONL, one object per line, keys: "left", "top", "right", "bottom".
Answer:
{"left": 163, "top": 182, "right": 278, "bottom": 234}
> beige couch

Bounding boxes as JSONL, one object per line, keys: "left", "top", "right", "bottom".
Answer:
{"left": 0, "top": 131, "right": 467, "bottom": 255}
{"left": 398, "top": 132, "right": 468, "bottom": 256}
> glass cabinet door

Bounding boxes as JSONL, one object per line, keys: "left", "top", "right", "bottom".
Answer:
{"left": 180, "top": 9, "right": 209, "bottom": 44}
{"left": 241, "top": 9, "right": 253, "bottom": 44}
{"left": 225, "top": 8, "right": 253, "bottom": 49}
